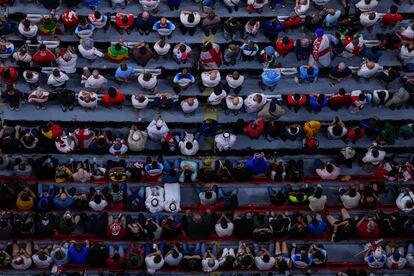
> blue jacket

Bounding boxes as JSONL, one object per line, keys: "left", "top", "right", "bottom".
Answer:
{"left": 309, "top": 95, "right": 327, "bottom": 110}
{"left": 261, "top": 71, "right": 281, "bottom": 86}
{"left": 300, "top": 66, "right": 319, "bottom": 82}
{"left": 245, "top": 157, "right": 268, "bottom": 175}
{"left": 263, "top": 20, "right": 283, "bottom": 36}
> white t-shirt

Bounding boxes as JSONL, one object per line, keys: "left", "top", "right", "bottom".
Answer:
{"left": 180, "top": 12, "right": 201, "bottom": 27}
{"left": 178, "top": 140, "right": 199, "bottom": 156}
{"left": 357, "top": 63, "right": 383, "bottom": 78}
{"left": 226, "top": 96, "right": 243, "bottom": 110}
{"left": 138, "top": 74, "right": 157, "bottom": 89}
{"left": 362, "top": 149, "right": 385, "bottom": 165}
{"left": 47, "top": 73, "right": 69, "bottom": 87}
{"left": 140, "top": 0, "right": 160, "bottom": 11}
{"left": 202, "top": 71, "right": 221, "bottom": 87}
{"left": 341, "top": 192, "right": 361, "bottom": 209}
{"left": 215, "top": 134, "right": 237, "bottom": 151}
{"left": 215, "top": 222, "right": 234, "bottom": 237}
{"left": 132, "top": 95, "right": 149, "bottom": 109}
{"left": 78, "top": 45, "right": 104, "bottom": 60}
{"left": 199, "top": 191, "right": 217, "bottom": 205}
{"left": 154, "top": 41, "right": 171, "bottom": 56}
{"left": 255, "top": 256, "right": 276, "bottom": 271}
{"left": 202, "top": 258, "right": 219, "bottom": 272}
{"left": 145, "top": 255, "right": 164, "bottom": 274}
{"left": 84, "top": 75, "right": 107, "bottom": 89}
{"left": 226, "top": 74, "right": 244, "bottom": 88}
{"left": 23, "top": 71, "right": 39, "bottom": 83}
{"left": 355, "top": 0, "right": 378, "bottom": 12}
{"left": 308, "top": 195, "right": 327, "bottom": 212}
{"left": 18, "top": 23, "right": 38, "bottom": 38}
{"left": 244, "top": 93, "right": 267, "bottom": 113}
{"left": 360, "top": 12, "right": 379, "bottom": 27}
{"left": 164, "top": 252, "right": 183, "bottom": 266}
{"left": 89, "top": 199, "right": 108, "bottom": 211}
{"left": 147, "top": 120, "right": 169, "bottom": 141}
{"left": 32, "top": 254, "right": 53, "bottom": 268}
{"left": 181, "top": 99, "right": 199, "bottom": 113}
{"left": 208, "top": 90, "right": 227, "bottom": 105}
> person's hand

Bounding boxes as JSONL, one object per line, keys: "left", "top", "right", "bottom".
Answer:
{"left": 15, "top": 125, "right": 21, "bottom": 131}
{"left": 292, "top": 242, "right": 296, "bottom": 248}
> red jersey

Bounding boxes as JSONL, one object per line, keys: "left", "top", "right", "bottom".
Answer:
{"left": 106, "top": 223, "right": 126, "bottom": 240}
{"left": 276, "top": 39, "right": 295, "bottom": 55}
{"left": 106, "top": 256, "right": 126, "bottom": 268}
{"left": 33, "top": 50, "right": 56, "bottom": 63}
{"left": 61, "top": 9, "right": 79, "bottom": 29}
{"left": 115, "top": 14, "right": 134, "bottom": 30}
{"left": 382, "top": 13, "right": 403, "bottom": 26}
{"left": 357, "top": 220, "right": 380, "bottom": 239}
{"left": 287, "top": 94, "right": 307, "bottom": 107}
{"left": 0, "top": 66, "right": 18, "bottom": 83}
{"left": 244, "top": 119, "right": 265, "bottom": 138}
{"left": 283, "top": 16, "right": 302, "bottom": 29}
{"left": 102, "top": 92, "right": 125, "bottom": 106}
{"left": 346, "top": 127, "right": 366, "bottom": 142}
{"left": 328, "top": 93, "right": 353, "bottom": 110}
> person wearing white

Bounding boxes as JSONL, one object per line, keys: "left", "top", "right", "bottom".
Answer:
{"left": 18, "top": 19, "right": 38, "bottom": 38}
{"left": 139, "top": 0, "right": 160, "bottom": 12}
{"left": 89, "top": 194, "right": 109, "bottom": 211}
{"left": 47, "top": 69, "right": 69, "bottom": 88}
{"left": 55, "top": 133, "right": 76, "bottom": 153}
{"left": 201, "top": 70, "right": 221, "bottom": 88}
{"left": 355, "top": 0, "right": 378, "bottom": 12}
{"left": 202, "top": 250, "right": 219, "bottom": 273}
{"left": 180, "top": 11, "right": 201, "bottom": 28}
{"left": 56, "top": 51, "right": 78, "bottom": 74}
{"left": 78, "top": 38, "right": 104, "bottom": 60}
{"left": 145, "top": 186, "right": 165, "bottom": 213}
{"left": 400, "top": 44, "right": 414, "bottom": 66}
{"left": 153, "top": 39, "right": 171, "bottom": 57}
{"left": 23, "top": 70, "right": 39, "bottom": 85}
{"left": 225, "top": 71, "right": 244, "bottom": 94}
{"left": 396, "top": 188, "right": 414, "bottom": 213}
{"left": 386, "top": 247, "right": 407, "bottom": 269}
{"left": 294, "top": 0, "right": 310, "bottom": 15}
{"left": 225, "top": 96, "right": 243, "bottom": 113}
{"left": 357, "top": 60, "right": 383, "bottom": 78}
{"left": 138, "top": 73, "right": 157, "bottom": 92}
{"left": 78, "top": 90, "right": 98, "bottom": 110}
{"left": 339, "top": 186, "right": 361, "bottom": 209}
{"left": 32, "top": 251, "right": 53, "bottom": 268}
{"left": 215, "top": 213, "right": 234, "bottom": 237}
{"left": 83, "top": 69, "right": 108, "bottom": 90}
{"left": 132, "top": 94, "right": 149, "bottom": 110}
{"left": 181, "top": 97, "right": 199, "bottom": 114}
{"left": 164, "top": 245, "right": 183, "bottom": 266}
{"left": 308, "top": 184, "right": 327, "bottom": 212}
{"left": 178, "top": 132, "right": 199, "bottom": 156}
{"left": 254, "top": 247, "right": 276, "bottom": 271}
{"left": 244, "top": 93, "right": 267, "bottom": 113}
{"left": 13, "top": 47, "right": 32, "bottom": 65}
{"left": 145, "top": 246, "right": 164, "bottom": 275}
{"left": 215, "top": 132, "right": 237, "bottom": 152}
{"left": 208, "top": 88, "right": 227, "bottom": 106}
{"left": 127, "top": 125, "right": 148, "bottom": 152}
{"left": 218, "top": 248, "right": 236, "bottom": 266}
{"left": 164, "top": 183, "right": 181, "bottom": 213}
{"left": 362, "top": 144, "right": 385, "bottom": 165}
{"left": 147, "top": 118, "right": 169, "bottom": 141}
{"left": 360, "top": 12, "right": 379, "bottom": 27}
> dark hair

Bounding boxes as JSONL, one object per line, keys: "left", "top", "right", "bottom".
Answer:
{"left": 293, "top": 93, "right": 301, "bottom": 101}
{"left": 154, "top": 255, "right": 162, "bottom": 263}
{"left": 220, "top": 218, "right": 228, "bottom": 229}
{"left": 317, "top": 94, "right": 325, "bottom": 105}
{"left": 332, "top": 125, "right": 343, "bottom": 137}
{"left": 349, "top": 188, "right": 357, "bottom": 197}
{"left": 338, "top": 88, "right": 345, "bottom": 95}
{"left": 205, "top": 191, "right": 212, "bottom": 199}
{"left": 307, "top": 67, "right": 314, "bottom": 75}
{"left": 407, "top": 201, "right": 414, "bottom": 209}
{"left": 371, "top": 149, "right": 379, "bottom": 158}
{"left": 282, "top": 36, "right": 289, "bottom": 44}
{"left": 314, "top": 187, "right": 323, "bottom": 198}
{"left": 188, "top": 13, "right": 195, "bottom": 23}
{"left": 390, "top": 5, "right": 398, "bottom": 14}
{"left": 262, "top": 254, "right": 270, "bottom": 263}
{"left": 354, "top": 127, "right": 361, "bottom": 136}
{"left": 326, "top": 164, "right": 334, "bottom": 173}
{"left": 113, "top": 253, "right": 120, "bottom": 262}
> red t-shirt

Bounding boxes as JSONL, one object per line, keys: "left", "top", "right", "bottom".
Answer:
{"left": 287, "top": 94, "right": 307, "bottom": 107}
{"left": 382, "top": 13, "right": 403, "bottom": 26}
{"left": 357, "top": 220, "right": 380, "bottom": 239}
{"left": 346, "top": 127, "right": 366, "bottom": 142}
{"left": 276, "top": 39, "right": 295, "bottom": 55}
{"left": 283, "top": 16, "right": 302, "bottom": 29}
{"left": 61, "top": 9, "right": 79, "bottom": 29}
{"left": 115, "top": 14, "right": 134, "bottom": 29}
{"left": 33, "top": 50, "right": 56, "bottom": 63}
{"left": 102, "top": 92, "right": 125, "bottom": 106}
{"left": 328, "top": 94, "right": 353, "bottom": 110}
{"left": 106, "top": 223, "right": 126, "bottom": 240}
{"left": 0, "top": 66, "right": 18, "bottom": 83}
{"left": 244, "top": 119, "right": 265, "bottom": 138}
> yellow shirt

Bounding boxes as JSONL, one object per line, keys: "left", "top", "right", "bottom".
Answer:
{"left": 16, "top": 197, "right": 34, "bottom": 211}
{"left": 303, "top": 121, "right": 321, "bottom": 138}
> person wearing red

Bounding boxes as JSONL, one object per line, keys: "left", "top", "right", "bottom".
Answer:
{"left": 382, "top": 5, "right": 403, "bottom": 27}
{"left": 115, "top": 13, "right": 135, "bottom": 35}
{"left": 106, "top": 215, "right": 126, "bottom": 240}
{"left": 328, "top": 88, "right": 353, "bottom": 111}
{"left": 0, "top": 66, "right": 18, "bottom": 84}
{"left": 33, "top": 44, "right": 56, "bottom": 67}
{"left": 244, "top": 118, "right": 265, "bottom": 139}
{"left": 287, "top": 93, "right": 307, "bottom": 112}
{"left": 40, "top": 121, "right": 64, "bottom": 141}
{"left": 60, "top": 9, "right": 79, "bottom": 31}
{"left": 346, "top": 126, "right": 366, "bottom": 143}
{"left": 276, "top": 36, "right": 295, "bottom": 56}
{"left": 102, "top": 86, "right": 125, "bottom": 109}
{"left": 283, "top": 12, "right": 302, "bottom": 30}
{"left": 107, "top": 245, "right": 126, "bottom": 268}
{"left": 357, "top": 216, "right": 380, "bottom": 239}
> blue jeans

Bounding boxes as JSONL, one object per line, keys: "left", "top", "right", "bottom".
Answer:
{"left": 203, "top": 28, "right": 217, "bottom": 36}
{"left": 254, "top": 243, "right": 275, "bottom": 256}
{"left": 218, "top": 187, "right": 238, "bottom": 199}
{"left": 109, "top": 245, "right": 125, "bottom": 257}
{"left": 127, "top": 186, "right": 145, "bottom": 197}
{"left": 267, "top": 186, "right": 287, "bottom": 197}
{"left": 201, "top": 243, "right": 217, "bottom": 255}
{"left": 38, "top": 183, "right": 55, "bottom": 196}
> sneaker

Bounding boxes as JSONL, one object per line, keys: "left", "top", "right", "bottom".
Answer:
{"left": 294, "top": 76, "right": 299, "bottom": 84}
{"left": 61, "top": 105, "right": 67, "bottom": 112}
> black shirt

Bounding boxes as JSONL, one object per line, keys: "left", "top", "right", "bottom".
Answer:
{"left": 329, "top": 66, "right": 352, "bottom": 79}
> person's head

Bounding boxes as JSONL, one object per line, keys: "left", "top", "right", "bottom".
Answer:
{"left": 158, "top": 39, "right": 166, "bottom": 48}
{"left": 231, "top": 96, "right": 240, "bottom": 106}
{"left": 143, "top": 72, "right": 152, "bottom": 81}
{"left": 406, "top": 200, "right": 414, "bottom": 209}
{"left": 338, "top": 88, "right": 345, "bottom": 96}
{"left": 192, "top": 214, "right": 202, "bottom": 223}
{"left": 326, "top": 164, "right": 334, "bottom": 173}
{"left": 213, "top": 86, "right": 222, "bottom": 96}
{"left": 153, "top": 255, "right": 162, "bottom": 264}
{"left": 120, "top": 63, "right": 127, "bottom": 71}
{"left": 179, "top": 44, "right": 186, "bottom": 53}
{"left": 182, "top": 68, "right": 188, "bottom": 75}
{"left": 220, "top": 218, "right": 228, "bottom": 229}
{"left": 142, "top": 11, "right": 149, "bottom": 20}
{"left": 296, "top": 193, "right": 304, "bottom": 202}
{"left": 54, "top": 249, "right": 65, "bottom": 260}
{"left": 262, "top": 254, "right": 270, "bottom": 263}
{"left": 232, "top": 71, "right": 240, "bottom": 80}
{"left": 354, "top": 127, "right": 361, "bottom": 136}
{"left": 52, "top": 69, "right": 60, "bottom": 77}
{"left": 371, "top": 148, "right": 379, "bottom": 158}
{"left": 20, "top": 192, "right": 29, "bottom": 201}
{"left": 389, "top": 5, "right": 398, "bottom": 15}
{"left": 349, "top": 187, "right": 357, "bottom": 197}
{"left": 327, "top": 8, "right": 336, "bottom": 15}
{"left": 39, "top": 44, "right": 46, "bottom": 51}
{"left": 332, "top": 125, "right": 343, "bottom": 137}
{"left": 208, "top": 11, "right": 215, "bottom": 18}
{"left": 282, "top": 36, "right": 290, "bottom": 45}
{"left": 205, "top": 190, "right": 212, "bottom": 199}
{"left": 307, "top": 66, "right": 314, "bottom": 76}
{"left": 207, "top": 258, "right": 215, "bottom": 267}
{"left": 23, "top": 19, "right": 30, "bottom": 28}
{"left": 38, "top": 252, "right": 47, "bottom": 261}
{"left": 367, "top": 220, "right": 377, "bottom": 232}
{"left": 94, "top": 11, "right": 101, "bottom": 19}
{"left": 254, "top": 94, "right": 263, "bottom": 103}
{"left": 79, "top": 17, "right": 87, "bottom": 26}
{"left": 317, "top": 94, "right": 325, "bottom": 105}
{"left": 160, "top": 17, "right": 167, "bottom": 25}
{"left": 338, "top": 62, "right": 346, "bottom": 71}
{"left": 185, "top": 141, "right": 193, "bottom": 150}
{"left": 121, "top": 15, "right": 129, "bottom": 24}
{"left": 59, "top": 192, "right": 68, "bottom": 201}
{"left": 114, "top": 43, "right": 122, "bottom": 51}
{"left": 94, "top": 194, "right": 102, "bottom": 204}
{"left": 371, "top": 46, "right": 379, "bottom": 54}
{"left": 187, "top": 13, "right": 195, "bottom": 23}
{"left": 151, "top": 161, "right": 158, "bottom": 170}
{"left": 313, "top": 250, "right": 324, "bottom": 261}
{"left": 108, "top": 87, "right": 117, "bottom": 98}
{"left": 293, "top": 93, "right": 301, "bottom": 101}
{"left": 186, "top": 97, "right": 194, "bottom": 106}
{"left": 75, "top": 243, "right": 83, "bottom": 252}
{"left": 300, "top": 251, "right": 308, "bottom": 261}
{"left": 112, "top": 252, "right": 120, "bottom": 262}
{"left": 311, "top": 218, "right": 319, "bottom": 227}
{"left": 314, "top": 187, "right": 323, "bottom": 198}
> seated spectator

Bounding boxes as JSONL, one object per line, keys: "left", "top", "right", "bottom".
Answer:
{"left": 75, "top": 17, "right": 95, "bottom": 38}
{"left": 78, "top": 38, "right": 104, "bottom": 61}
{"left": 357, "top": 60, "right": 383, "bottom": 78}
{"left": 382, "top": 5, "right": 403, "bottom": 27}
{"left": 235, "top": 242, "right": 254, "bottom": 269}
{"left": 183, "top": 209, "right": 212, "bottom": 239}
{"left": 114, "top": 13, "right": 134, "bottom": 34}
{"left": 254, "top": 243, "right": 275, "bottom": 271}
{"left": 200, "top": 42, "right": 222, "bottom": 68}
{"left": 361, "top": 46, "right": 382, "bottom": 63}
{"left": 386, "top": 245, "right": 407, "bottom": 269}
{"left": 283, "top": 12, "right": 302, "bottom": 29}
{"left": 33, "top": 44, "right": 56, "bottom": 67}
{"left": 260, "top": 69, "right": 281, "bottom": 91}
{"left": 11, "top": 241, "right": 33, "bottom": 270}
{"left": 396, "top": 187, "right": 414, "bottom": 213}
{"left": 307, "top": 213, "right": 327, "bottom": 237}
{"left": 359, "top": 183, "right": 379, "bottom": 208}
{"left": 365, "top": 245, "right": 386, "bottom": 268}
{"left": 245, "top": 19, "right": 260, "bottom": 37}
{"left": 244, "top": 118, "right": 265, "bottom": 139}
{"left": 53, "top": 187, "right": 75, "bottom": 209}
{"left": 308, "top": 93, "right": 327, "bottom": 113}
{"left": 224, "top": 71, "right": 244, "bottom": 94}
{"left": 12, "top": 46, "right": 32, "bottom": 67}
{"left": 174, "top": 69, "right": 195, "bottom": 94}
{"left": 215, "top": 213, "right": 234, "bottom": 237}
{"left": 178, "top": 132, "right": 199, "bottom": 156}
{"left": 291, "top": 243, "right": 312, "bottom": 268}
{"left": 136, "top": 11, "right": 156, "bottom": 35}
{"left": 2, "top": 84, "right": 23, "bottom": 111}
{"left": 102, "top": 87, "right": 125, "bottom": 109}
{"left": 107, "top": 39, "right": 128, "bottom": 63}
{"left": 131, "top": 42, "right": 155, "bottom": 66}
{"left": 180, "top": 11, "right": 200, "bottom": 36}
{"left": 215, "top": 132, "right": 237, "bottom": 152}
{"left": 201, "top": 70, "right": 221, "bottom": 89}
{"left": 18, "top": 19, "right": 38, "bottom": 38}
{"left": 316, "top": 161, "right": 340, "bottom": 180}
{"left": 78, "top": 90, "right": 98, "bottom": 111}
{"left": 138, "top": 72, "right": 157, "bottom": 93}
{"left": 328, "top": 62, "right": 352, "bottom": 86}
{"left": 23, "top": 70, "right": 39, "bottom": 88}
{"left": 327, "top": 117, "right": 348, "bottom": 140}
{"left": 223, "top": 43, "right": 241, "bottom": 66}
{"left": 55, "top": 48, "right": 78, "bottom": 74}
{"left": 173, "top": 43, "right": 192, "bottom": 64}
{"left": 308, "top": 185, "right": 326, "bottom": 212}
{"left": 147, "top": 117, "right": 169, "bottom": 142}
{"left": 115, "top": 63, "right": 135, "bottom": 84}
{"left": 16, "top": 187, "right": 36, "bottom": 211}
{"left": 262, "top": 18, "right": 282, "bottom": 42}
{"left": 139, "top": 0, "right": 160, "bottom": 13}
{"left": 201, "top": 244, "right": 219, "bottom": 272}
{"left": 47, "top": 69, "right": 69, "bottom": 89}
{"left": 88, "top": 11, "right": 109, "bottom": 31}
{"left": 241, "top": 40, "right": 259, "bottom": 61}
{"left": 223, "top": 17, "right": 243, "bottom": 41}
{"left": 295, "top": 65, "right": 318, "bottom": 84}
{"left": 68, "top": 240, "right": 89, "bottom": 265}
{"left": 386, "top": 87, "right": 410, "bottom": 110}
{"left": 153, "top": 17, "right": 175, "bottom": 38}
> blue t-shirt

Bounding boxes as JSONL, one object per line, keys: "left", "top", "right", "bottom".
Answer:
{"left": 115, "top": 66, "right": 134, "bottom": 79}
{"left": 53, "top": 196, "right": 75, "bottom": 209}
{"left": 292, "top": 254, "right": 313, "bottom": 268}
{"left": 69, "top": 246, "right": 89, "bottom": 265}
{"left": 307, "top": 220, "right": 327, "bottom": 237}
{"left": 300, "top": 66, "right": 319, "bottom": 82}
